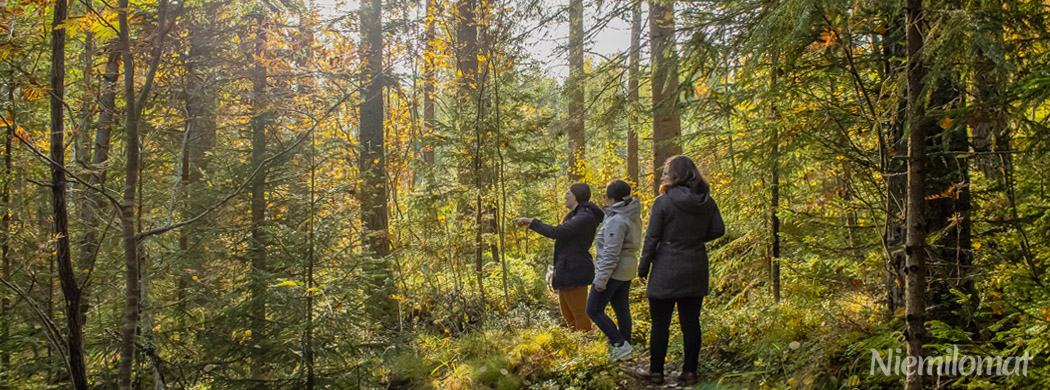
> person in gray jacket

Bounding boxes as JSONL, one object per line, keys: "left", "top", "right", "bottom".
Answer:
{"left": 585, "top": 180, "right": 642, "bottom": 361}
{"left": 635, "top": 155, "right": 725, "bottom": 386}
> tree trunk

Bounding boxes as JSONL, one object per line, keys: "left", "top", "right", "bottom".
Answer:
{"left": 626, "top": 0, "right": 641, "bottom": 187}
{"left": 117, "top": 0, "right": 168, "bottom": 387}
{"left": 771, "top": 139, "right": 781, "bottom": 302}
{"left": 49, "top": 0, "right": 89, "bottom": 386}
{"left": 297, "top": 12, "right": 317, "bottom": 389}
{"left": 970, "top": 0, "right": 1031, "bottom": 295}
{"left": 455, "top": 0, "right": 479, "bottom": 199}
{"left": 359, "top": 0, "right": 389, "bottom": 259}
{"left": 841, "top": 164, "right": 863, "bottom": 262}
{"left": 454, "top": 0, "right": 489, "bottom": 304}
{"left": 305, "top": 118, "right": 317, "bottom": 390}
{"left": 567, "top": 0, "right": 585, "bottom": 181}
{"left": 77, "top": 42, "right": 118, "bottom": 279}
{"left": 968, "top": 6, "right": 1010, "bottom": 293}
{"left": 358, "top": 0, "right": 396, "bottom": 323}
{"left": 769, "top": 55, "right": 781, "bottom": 303}
{"left": 922, "top": 75, "right": 972, "bottom": 324}
{"left": 117, "top": 0, "right": 143, "bottom": 384}
{"left": 178, "top": 9, "right": 219, "bottom": 320}
{"left": 881, "top": 15, "right": 908, "bottom": 317}
{"left": 422, "top": 0, "right": 436, "bottom": 166}
{"left": 2, "top": 84, "right": 14, "bottom": 376}
{"left": 73, "top": 5, "right": 96, "bottom": 221}
{"left": 971, "top": 16, "right": 1008, "bottom": 184}
{"left": 649, "top": 0, "right": 681, "bottom": 195}
{"left": 456, "top": 0, "right": 478, "bottom": 101}
{"left": 248, "top": 16, "right": 271, "bottom": 388}
{"left": 904, "top": 0, "right": 928, "bottom": 388}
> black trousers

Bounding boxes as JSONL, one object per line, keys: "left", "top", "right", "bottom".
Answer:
{"left": 648, "top": 297, "right": 702, "bottom": 374}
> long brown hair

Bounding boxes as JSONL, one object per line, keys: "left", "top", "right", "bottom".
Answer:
{"left": 659, "top": 155, "right": 710, "bottom": 195}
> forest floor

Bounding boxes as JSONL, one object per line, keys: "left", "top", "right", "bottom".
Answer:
{"left": 612, "top": 344, "right": 742, "bottom": 389}
{"left": 539, "top": 293, "right": 737, "bottom": 389}
{"left": 618, "top": 359, "right": 706, "bottom": 390}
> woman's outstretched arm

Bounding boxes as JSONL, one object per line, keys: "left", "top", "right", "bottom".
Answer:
{"left": 527, "top": 213, "right": 590, "bottom": 240}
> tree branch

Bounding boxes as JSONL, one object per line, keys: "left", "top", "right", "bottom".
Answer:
{"left": 0, "top": 276, "right": 71, "bottom": 374}
{"left": 137, "top": 85, "right": 361, "bottom": 240}
{"left": 3, "top": 116, "right": 122, "bottom": 209}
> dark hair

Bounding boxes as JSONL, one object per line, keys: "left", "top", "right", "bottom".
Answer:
{"left": 569, "top": 183, "right": 591, "bottom": 203}
{"left": 605, "top": 180, "right": 631, "bottom": 202}
{"left": 564, "top": 183, "right": 592, "bottom": 222}
{"left": 660, "top": 155, "right": 710, "bottom": 195}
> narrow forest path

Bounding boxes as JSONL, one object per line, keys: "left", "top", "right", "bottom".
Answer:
{"left": 617, "top": 354, "right": 727, "bottom": 389}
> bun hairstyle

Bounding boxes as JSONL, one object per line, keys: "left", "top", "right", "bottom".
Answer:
{"left": 660, "top": 155, "right": 710, "bottom": 195}
{"left": 564, "top": 183, "right": 592, "bottom": 222}
{"left": 605, "top": 180, "right": 632, "bottom": 203}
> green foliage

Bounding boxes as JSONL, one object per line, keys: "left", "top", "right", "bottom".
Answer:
{"left": 1, "top": 0, "right": 1049, "bottom": 388}
{"left": 386, "top": 319, "right": 624, "bottom": 389}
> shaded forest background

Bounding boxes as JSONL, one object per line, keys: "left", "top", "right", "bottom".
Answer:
{"left": 1, "top": 0, "right": 1049, "bottom": 388}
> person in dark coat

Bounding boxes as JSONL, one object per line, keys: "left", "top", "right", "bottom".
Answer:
{"left": 635, "top": 155, "right": 725, "bottom": 386}
{"left": 516, "top": 183, "right": 604, "bottom": 331}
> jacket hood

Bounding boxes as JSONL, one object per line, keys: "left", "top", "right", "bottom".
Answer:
{"left": 605, "top": 197, "right": 641, "bottom": 219}
{"left": 573, "top": 201, "right": 605, "bottom": 222}
{"left": 665, "top": 186, "right": 713, "bottom": 214}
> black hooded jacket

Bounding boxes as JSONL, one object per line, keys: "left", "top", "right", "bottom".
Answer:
{"left": 529, "top": 201, "right": 604, "bottom": 290}
{"left": 638, "top": 186, "right": 725, "bottom": 299}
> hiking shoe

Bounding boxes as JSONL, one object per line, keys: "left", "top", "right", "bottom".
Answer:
{"left": 631, "top": 368, "right": 664, "bottom": 385}
{"left": 609, "top": 341, "right": 633, "bottom": 361}
{"left": 678, "top": 371, "right": 698, "bottom": 386}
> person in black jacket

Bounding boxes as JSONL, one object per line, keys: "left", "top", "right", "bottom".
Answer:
{"left": 516, "top": 183, "right": 604, "bottom": 331}
{"left": 635, "top": 155, "right": 725, "bottom": 386}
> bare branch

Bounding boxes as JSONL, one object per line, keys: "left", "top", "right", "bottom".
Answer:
{"left": 2, "top": 116, "right": 122, "bottom": 209}
{"left": 0, "top": 276, "right": 71, "bottom": 374}
{"left": 137, "top": 85, "right": 361, "bottom": 240}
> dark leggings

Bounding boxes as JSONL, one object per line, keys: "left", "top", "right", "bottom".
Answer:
{"left": 585, "top": 279, "right": 632, "bottom": 345}
{"left": 649, "top": 297, "right": 702, "bottom": 374}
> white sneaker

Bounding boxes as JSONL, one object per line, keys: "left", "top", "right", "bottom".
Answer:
{"left": 609, "top": 341, "right": 633, "bottom": 361}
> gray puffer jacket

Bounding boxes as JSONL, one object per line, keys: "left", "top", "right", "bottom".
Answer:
{"left": 638, "top": 186, "right": 725, "bottom": 299}
{"left": 593, "top": 197, "right": 643, "bottom": 289}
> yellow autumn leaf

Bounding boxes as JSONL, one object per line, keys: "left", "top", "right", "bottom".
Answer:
{"left": 275, "top": 280, "right": 296, "bottom": 287}
{"left": 848, "top": 375, "right": 860, "bottom": 386}
{"left": 939, "top": 117, "right": 952, "bottom": 129}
